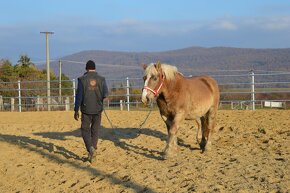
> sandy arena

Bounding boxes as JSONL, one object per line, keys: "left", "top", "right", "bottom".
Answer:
{"left": 0, "top": 110, "right": 289, "bottom": 193}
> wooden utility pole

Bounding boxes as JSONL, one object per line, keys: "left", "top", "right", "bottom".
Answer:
{"left": 40, "top": 31, "right": 54, "bottom": 111}
{"left": 59, "top": 59, "right": 62, "bottom": 103}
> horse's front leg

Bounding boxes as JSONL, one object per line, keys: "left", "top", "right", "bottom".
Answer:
{"left": 161, "top": 115, "right": 173, "bottom": 151}
{"left": 163, "top": 113, "right": 184, "bottom": 159}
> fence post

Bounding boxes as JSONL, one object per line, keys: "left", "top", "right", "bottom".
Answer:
{"left": 36, "top": 95, "right": 40, "bottom": 111}
{"left": 65, "top": 97, "right": 70, "bottom": 111}
{"left": 120, "top": 100, "right": 123, "bottom": 111}
{"left": 126, "top": 77, "right": 130, "bottom": 111}
{"left": 73, "top": 79, "right": 76, "bottom": 105}
{"left": 11, "top": 98, "right": 15, "bottom": 112}
{"left": 18, "top": 80, "right": 22, "bottom": 112}
{"left": 250, "top": 70, "right": 255, "bottom": 110}
{"left": 0, "top": 95, "right": 3, "bottom": 111}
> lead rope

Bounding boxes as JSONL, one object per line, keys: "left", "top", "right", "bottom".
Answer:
{"left": 103, "top": 108, "right": 116, "bottom": 129}
{"left": 102, "top": 105, "right": 153, "bottom": 136}
{"left": 137, "top": 105, "right": 153, "bottom": 133}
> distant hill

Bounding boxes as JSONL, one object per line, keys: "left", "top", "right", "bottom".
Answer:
{"left": 42, "top": 46, "right": 290, "bottom": 80}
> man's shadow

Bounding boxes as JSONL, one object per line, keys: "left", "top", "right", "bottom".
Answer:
{"left": 0, "top": 133, "right": 155, "bottom": 193}
{"left": 0, "top": 133, "right": 83, "bottom": 161}
{"left": 34, "top": 126, "right": 200, "bottom": 161}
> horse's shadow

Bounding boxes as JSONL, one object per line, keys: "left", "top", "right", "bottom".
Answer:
{"left": 33, "top": 126, "right": 200, "bottom": 161}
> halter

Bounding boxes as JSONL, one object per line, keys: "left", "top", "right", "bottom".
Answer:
{"left": 143, "top": 76, "right": 165, "bottom": 97}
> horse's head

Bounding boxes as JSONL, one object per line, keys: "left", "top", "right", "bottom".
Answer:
{"left": 141, "top": 61, "right": 165, "bottom": 105}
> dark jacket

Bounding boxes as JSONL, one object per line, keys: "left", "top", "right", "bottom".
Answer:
{"left": 74, "top": 71, "right": 108, "bottom": 114}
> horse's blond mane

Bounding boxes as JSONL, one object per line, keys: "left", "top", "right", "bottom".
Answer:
{"left": 145, "top": 63, "right": 180, "bottom": 80}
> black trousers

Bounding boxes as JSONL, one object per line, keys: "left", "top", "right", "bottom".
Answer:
{"left": 81, "top": 113, "right": 101, "bottom": 152}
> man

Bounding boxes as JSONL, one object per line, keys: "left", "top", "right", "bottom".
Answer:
{"left": 74, "top": 60, "right": 109, "bottom": 163}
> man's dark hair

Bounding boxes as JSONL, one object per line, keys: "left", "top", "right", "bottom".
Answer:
{"left": 86, "top": 60, "right": 96, "bottom": 70}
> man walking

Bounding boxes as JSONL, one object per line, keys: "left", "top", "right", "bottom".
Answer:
{"left": 74, "top": 60, "right": 109, "bottom": 163}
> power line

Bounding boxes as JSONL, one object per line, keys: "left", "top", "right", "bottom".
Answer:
{"left": 61, "top": 60, "right": 140, "bottom": 69}
{"left": 32, "top": 59, "right": 140, "bottom": 69}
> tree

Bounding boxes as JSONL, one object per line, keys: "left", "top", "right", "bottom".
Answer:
{"left": 0, "top": 59, "right": 16, "bottom": 82}
{"left": 60, "top": 73, "right": 73, "bottom": 95}
{"left": 17, "top": 54, "right": 33, "bottom": 67}
{"left": 14, "top": 55, "right": 39, "bottom": 79}
{"left": 0, "top": 55, "right": 74, "bottom": 100}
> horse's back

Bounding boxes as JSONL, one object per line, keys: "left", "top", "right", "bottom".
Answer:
{"left": 187, "top": 75, "right": 219, "bottom": 99}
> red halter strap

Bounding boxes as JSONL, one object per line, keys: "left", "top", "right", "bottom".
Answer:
{"left": 143, "top": 76, "right": 164, "bottom": 97}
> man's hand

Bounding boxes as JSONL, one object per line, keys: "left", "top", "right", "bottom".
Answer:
{"left": 74, "top": 111, "right": 79, "bottom": 121}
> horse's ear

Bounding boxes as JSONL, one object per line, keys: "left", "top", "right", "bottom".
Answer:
{"left": 142, "top": 64, "right": 147, "bottom": 70}
{"left": 156, "top": 61, "right": 161, "bottom": 70}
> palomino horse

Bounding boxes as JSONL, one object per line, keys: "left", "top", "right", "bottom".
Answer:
{"left": 141, "top": 62, "right": 220, "bottom": 159}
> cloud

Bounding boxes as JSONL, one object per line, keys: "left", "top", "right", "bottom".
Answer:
{"left": 260, "top": 16, "right": 290, "bottom": 30}
{"left": 209, "top": 20, "right": 238, "bottom": 30}
{"left": 1, "top": 14, "right": 290, "bottom": 63}
{"left": 235, "top": 15, "right": 290, "bottom": 31}
{"left": 205, "top": 15, "right": 290, "bottom": 32}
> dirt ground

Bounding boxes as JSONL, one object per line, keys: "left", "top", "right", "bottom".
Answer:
{"left": 0, "top": 109, "right": 289, "bottom": 193}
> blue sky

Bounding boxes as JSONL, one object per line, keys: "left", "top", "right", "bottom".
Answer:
{"left": 1, "top": 0, "right": 290, "bottom": 63}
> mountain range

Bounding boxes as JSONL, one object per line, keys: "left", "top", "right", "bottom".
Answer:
{"left": 44, "top": 46, "right": 290, "bottom": 80}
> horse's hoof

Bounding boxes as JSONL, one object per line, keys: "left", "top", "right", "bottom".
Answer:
{"left": 163, "top": 151, "right": 175, "bottom": 160}
{"left": 162, "top": 149, "right": 169, "bottom": 160}
{"left": 200, "top": 140, "right": 212, "bottom": 153}
{"left": 206, "top": 142, "right": 212, "bottom": 151}
{"left": 162, "top": 153, "right": 168, "bottom": 160}
{"left": 163, "top": 148, "right": 174, "bottom": 160}
{"left": 163, "top": 148, "right": 178, "bottom": 160}
{"left": 200, "top": 140, "right": 207, "bottom": 152}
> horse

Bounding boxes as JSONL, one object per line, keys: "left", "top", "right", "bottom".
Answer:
{"left": 141, "top": 62, "right": 220, "bottom": 159}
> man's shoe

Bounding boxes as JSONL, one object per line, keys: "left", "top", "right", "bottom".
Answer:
{"left": 88, "top": 146, "right": 97, "bottom": 163}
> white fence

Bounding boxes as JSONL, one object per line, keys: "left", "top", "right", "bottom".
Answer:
{"left": 0, "top": 79, "right": 75, "bottom": 112}
{"left": 0, "top": 70, "right": 290, "bottom": 111}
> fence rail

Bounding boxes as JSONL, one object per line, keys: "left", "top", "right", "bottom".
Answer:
{"left": 0, "top": 70, "right": 290, "bottom": 112}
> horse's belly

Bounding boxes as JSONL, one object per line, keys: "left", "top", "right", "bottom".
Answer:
{"left": 185, "top": 113, "right": 200, "bottom": 120}
{"left": 185, "top": 105, "right": 211, "bottom": 119}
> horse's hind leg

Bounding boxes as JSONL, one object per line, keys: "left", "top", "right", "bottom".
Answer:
{"left": 200, "top": 116, "right": 208, "bottom": 152}
{"left": 200, "top": 108, "right": 217, "bottom": 152}
{"left": 195, "top": 119, "right": 202, "bottom": 144}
